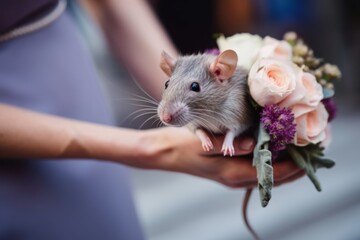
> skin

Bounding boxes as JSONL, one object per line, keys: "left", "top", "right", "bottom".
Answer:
{"left": 0, "top": 103, "right": 303, "bottom": 188}
{"left": 81, "top": 0, "right": 178, "bottom": 100}
{"left": 0, "top": 0, "right": 304, "bottom": 189}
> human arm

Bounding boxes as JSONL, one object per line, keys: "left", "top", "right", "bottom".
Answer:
{"left": 80, "top": 0, "right": 177, "bottom": 100}
{"left": 0, "top": 103, "right": 302, "bottom": 187}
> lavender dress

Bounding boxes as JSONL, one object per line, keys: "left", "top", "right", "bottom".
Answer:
{"left": 0, "top": 6, "right": 144, "bottom": 240}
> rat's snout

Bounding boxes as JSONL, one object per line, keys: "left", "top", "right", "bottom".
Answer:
{"left": 158, "top": 101, "right": 174, "bottom": 125}
{"left": 162, "top": 114, "right": 172, "bottom": 124}
{"left": 157, "top": 100, "right": 189, "bottom": 127}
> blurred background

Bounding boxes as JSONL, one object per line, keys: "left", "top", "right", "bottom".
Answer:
{"left": 70, "top": 0, "right": 360, "bottom": 239}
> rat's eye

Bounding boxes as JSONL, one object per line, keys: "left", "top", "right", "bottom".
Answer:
{"left": 165, "top": 80, "right": 170, "bottom": 89}
{"left": 190, "top": 82, "right": 200, "bottom": 92}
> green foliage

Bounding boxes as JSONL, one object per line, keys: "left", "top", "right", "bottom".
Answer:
{"left": 252, "top": 126, "right": 335, "bottom": 207}
{"left": 287, "top": 143, "right": 335, "bottom": 192}
{"left": 253, "top": 123, "right": 273, "bottom": 207}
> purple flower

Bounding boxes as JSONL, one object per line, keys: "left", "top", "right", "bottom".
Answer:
{"left": 260, "top": 105, "right": 296, "bottom": 159}
{"left": 204, "top": 48, "right": 220, "bottom": 55}
{"left": 322, "top": 98, "right": 336, "bottom": 122}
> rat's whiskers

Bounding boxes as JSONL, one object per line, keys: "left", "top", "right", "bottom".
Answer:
{"left": 139, "top": 114, "right": 161, "bottom": 129}
{"left": 191, "top": 111, "right": 222, "bottom": 133}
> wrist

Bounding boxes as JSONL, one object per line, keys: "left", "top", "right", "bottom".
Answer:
{"left": 138, "top": 128, "right": 178, "bottom": 171}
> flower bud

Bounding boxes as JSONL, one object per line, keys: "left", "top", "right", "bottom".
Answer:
{"left": 326, "top": 82, "right": 334, "bottom": 89}
{"left": 293, "top": 56, "right": 304, "bottom": 65}
{"left": 294, "top": 43, "right": 309, "bottom": 56}
{"left": 323, "top": 63, "right": 342, "bottom": 79}
{"left": 314, "top": 69, "right": 323, "bottom": 78}
{"left": 302, "top": 65, "right": 309, "bottom": 72}
{"left": 320, "top": 79, "right": 327, "bottom": 86}
{"left": 284, "top": 32, "right": 297, "bottom": 41}
{"left": 312, "top": 58, "right": 321, "bottom": 67}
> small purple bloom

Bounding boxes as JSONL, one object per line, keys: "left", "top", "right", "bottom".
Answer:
{"left": 204, "top": 48, "right": 220, "bottom": 55}
{"left": 322, "top": 98, "right": 336, "bottom": 122}
{"left": 260, "top": 105, "right": 296, "bottom": 159}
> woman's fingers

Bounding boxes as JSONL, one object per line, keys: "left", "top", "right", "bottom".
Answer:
{"left": 161, "top": 127, "right": 304, "bottom": 189}
{"left": 214, "top": 157, "right": 304, "bottom": 189}
{"left": 273, "top": 159, "right": 305, "bottom": 186}
{"left": 209, "top": 156, "right": 256, "bottom": 188}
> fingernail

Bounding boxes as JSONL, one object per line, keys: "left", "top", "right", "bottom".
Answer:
{"left": 240, "top": 138, "right": 255, "bottom": 151}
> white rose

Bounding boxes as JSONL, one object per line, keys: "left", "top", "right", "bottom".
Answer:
{"left": 216, "top": 33, "right": 263, "bottom": 71}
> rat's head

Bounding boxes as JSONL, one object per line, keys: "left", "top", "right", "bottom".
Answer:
{"left": 157, "top": 50, "right": 238, "bottom": 127}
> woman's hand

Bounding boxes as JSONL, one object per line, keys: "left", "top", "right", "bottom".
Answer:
{"left": 0, "top": 103, "right": 303, "bottom": 189}
{"left": 140, "top": 127, "right": 304, "bottom": 188}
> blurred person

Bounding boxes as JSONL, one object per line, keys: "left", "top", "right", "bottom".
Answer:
{"left": 0, "top": 0, "right": 303, "bottom": 239}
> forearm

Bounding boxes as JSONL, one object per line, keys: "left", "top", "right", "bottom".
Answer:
{"left": 0, "top": 104, "right": 158, "bottom": 167}
{"left": 83, "top": 0, "right": 177, "bottom": 100}
{"left": 0, "top": 104, "right": 303, "bottom": 187}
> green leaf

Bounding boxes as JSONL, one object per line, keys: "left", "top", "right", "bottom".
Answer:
{"left": 257, "top": 149, "right": 273, "bottom": 207}
{"left": 253, "top": 123, "right": 273, "bottom": 207}
{"left": 287, "top": 143, "right": 335, "bottom": 192}
{"left": 312, "top": 157, "right": 335, "bottom": 169}
{"left": 287, "top": 145, "right": 322, "bottom": 191}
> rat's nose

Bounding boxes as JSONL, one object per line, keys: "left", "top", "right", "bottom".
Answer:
{"left": 163, "top": 114, "right": 172, "bottom": 124}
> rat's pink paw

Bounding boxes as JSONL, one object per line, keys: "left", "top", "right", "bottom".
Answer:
{"left": 221, "top": 144, "right": 235, "bottom": 157}
{"left": 201, "top": 138, "right": 213, "bottom": 152}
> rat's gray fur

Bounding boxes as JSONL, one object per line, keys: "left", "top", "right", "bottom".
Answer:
{"left": 158, "top": 53, "right": 254, "bottom": 134}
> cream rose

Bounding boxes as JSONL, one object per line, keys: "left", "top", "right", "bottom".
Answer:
{"left": 248, "top": 58, "right": 300, "bottom": 106}
{"left": 294, "top": 103, "right": 329, "bottom": 146}
{"left": 256, "top": 36, "right": 293, "bottom": 61}
{"left": 216, "top": 33, "right": 263, "bottom": 71}
{"left": 281, "top": 72, "right": 324, "bottom": 117}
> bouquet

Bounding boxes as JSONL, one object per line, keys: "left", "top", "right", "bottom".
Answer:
{"left": 214, "top": 32, "right": 340, "bottom": 207}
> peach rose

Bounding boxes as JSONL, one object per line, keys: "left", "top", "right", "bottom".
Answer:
{"left": 281, "top": 72, "right": 324, "bottom": 117}
{"left": 248, "top": 58, "right": 300, "bottom": 106}
{"left": 321, "top": 124, "right": 332, "bottom": 148}
{"left": 294, "top": 103, "right": 329, "bottom": 146}
{"left": 257, "top": 36, "right": 293, "bottom": 61}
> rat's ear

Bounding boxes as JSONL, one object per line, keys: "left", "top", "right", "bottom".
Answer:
{"left": 209, "top": 50, "right": 238, "bottom": 81}
{"left": 160, "top": 51, "right": 176, "bottom": 77}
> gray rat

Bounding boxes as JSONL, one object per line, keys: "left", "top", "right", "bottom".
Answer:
{"left": 158, "top": 50, "right": 260, "bottom": 239}
{"left": 157, "top": 50, "right": 254, "bottom": 156}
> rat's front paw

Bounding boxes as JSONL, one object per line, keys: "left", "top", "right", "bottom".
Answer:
{"left": 221, "top": 144, "right": 235, "bottom": 157}
{"left": 201, "top": 138, "right": 214, "bottom": 152}
{"left": 194, "top": 128, "right": 213, "bottom": 152}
